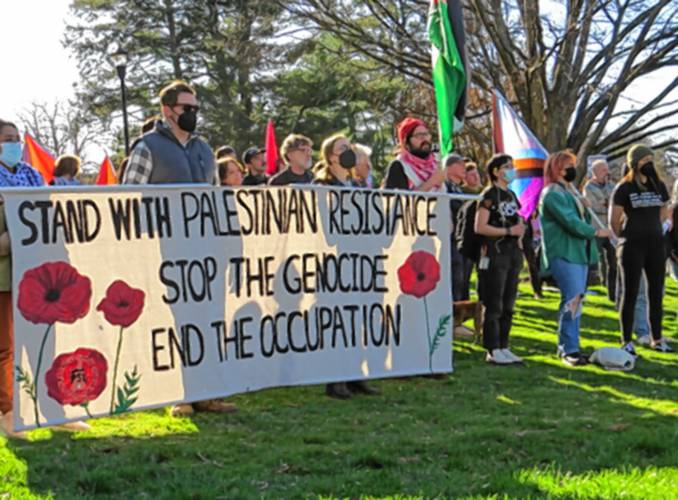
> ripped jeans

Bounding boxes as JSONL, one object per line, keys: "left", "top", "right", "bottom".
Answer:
{"left": 550, "top": 258, "right": 589, "bottom": 355}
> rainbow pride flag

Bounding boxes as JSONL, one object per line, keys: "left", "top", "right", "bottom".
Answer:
{"left": 492, "top": 90, "right": 548, "bottom": 218}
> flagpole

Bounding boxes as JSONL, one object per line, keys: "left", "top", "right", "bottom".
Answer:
{"left": 567, "top": 184, "right": 617, "bottom": 244}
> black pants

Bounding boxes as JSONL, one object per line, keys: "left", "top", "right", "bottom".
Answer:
{"left": 478, "top": 242, "right": 523, "bottom": 352}
{"left": 522, "top": 238, "right": 542, "bottom": 297}
{"left": 451, "top": 246, "right": 465, "bottom": 302}
{"left": 460, "top": 256, "right": 474, "bottom": 301}
{"left": 597, "top": 237, "right": 617, "bottom": 301}
{"left": 617, "top": 236, "right": 665, "bottom": 342}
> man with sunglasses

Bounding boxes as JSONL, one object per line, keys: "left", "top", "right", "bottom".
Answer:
{"left": 121, "top": 82, "right": 232, "bottom": 416}
{"left": 122, "top": 80, "right": 216, "bottom": 185}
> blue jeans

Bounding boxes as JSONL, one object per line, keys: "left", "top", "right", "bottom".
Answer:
{"left": 550, "top": 258, "right": 588, "bottom": 355}
{"left": 633, "top": 274, "right": 649, "bottom": 338}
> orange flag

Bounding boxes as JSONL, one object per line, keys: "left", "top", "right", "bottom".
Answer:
{"left": 23, "top": 133, "right": 55, "bottom": 184}
{"left": 265, "top": 119, "right": 281, "bottom": 175}
{"left": 95, "top": 155, "right": 118, "bottom": 185}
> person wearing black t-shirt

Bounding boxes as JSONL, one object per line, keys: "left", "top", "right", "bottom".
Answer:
{"left": 474, "top": 154, "right": 525, "bottom": 365}
{"left": 610, "top": 144, "right": 673, "bottom": 354}
{"left": 268, "top": 134, "right": 314, "bottom": 186}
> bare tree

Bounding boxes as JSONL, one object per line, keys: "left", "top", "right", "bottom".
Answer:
{"left": 19, "top": 100, "right": 106, "bottom": 164}
{"left": 278, "top": 0, "right": 678, "bottom": 167}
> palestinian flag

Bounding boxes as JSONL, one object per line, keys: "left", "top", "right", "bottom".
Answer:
{"left": 428, "top": 0, "right": 468, "bottom": 156}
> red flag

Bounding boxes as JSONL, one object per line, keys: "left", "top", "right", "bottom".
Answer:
{"left": 265, "top": 120, "right": 280, "bottom": 175}
{"left": 95, "top": 155, "right": 118, "bottom": 185}
{"left": 23, "top": 133, "right": 55, "bottom": 184}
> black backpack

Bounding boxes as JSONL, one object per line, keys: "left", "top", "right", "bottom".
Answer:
{"left": 455, "top": 200, "right": 481, "bottom": 262}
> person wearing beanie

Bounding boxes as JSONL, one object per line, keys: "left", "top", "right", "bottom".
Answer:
{"left": 383, "top": 117, "right": 445, "bottom": 191}
{"left": 610, "top": 144, "right": 673, "bottom": 354}
{"left": 474, "top": 154, "right": 525, "bottom": 365}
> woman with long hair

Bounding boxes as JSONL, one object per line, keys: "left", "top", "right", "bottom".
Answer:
{"left": 313, "top": 134, "right": 379, "bottom": 398}
{"left": 539, "top": 151, "right": 610, "bottom": 366}
{"left": 474, "top": 154, "right": 525, "bottom": 365}
{"left": 610, "top": 145, "right": 673, "bottom": 354}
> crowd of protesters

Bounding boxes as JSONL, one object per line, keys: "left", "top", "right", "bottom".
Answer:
{"left": 1, "top": 80, "right": 676, "bottom": 438}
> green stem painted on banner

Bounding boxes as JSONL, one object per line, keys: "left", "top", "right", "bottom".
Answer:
{"left": 423, "top": 297, "right": 433, "bottom": 373}
{"left": 33, "top": 323, "right": 53, "bottom": 428}
{"left": 110, "top": 326, "right": 125, "bottom": 413}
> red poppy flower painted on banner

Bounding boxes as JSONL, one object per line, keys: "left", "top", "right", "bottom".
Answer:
{"left": 45, "top": 348, "right": 108, "bottom": 407}
{"left": 96, "top": 280, "right": 146, "bottom": 328}
{"left": 17, "top": 261, "right": 92, "bottom": 325}
{"left": 397, "top": 251, "right": 441, "bottom": 298}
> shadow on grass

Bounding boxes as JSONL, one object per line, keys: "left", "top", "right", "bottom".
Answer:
{"left": 5, "top": 344, "right": 677, "bottom": 498}
{"left": 4, "top": 281, "right": 677, "bottom": 498}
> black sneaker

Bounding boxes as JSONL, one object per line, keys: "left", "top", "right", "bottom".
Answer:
{"left": 622, "top": 342, "right": 638, "bottom": 358}
{"left": 561, "top": 352, "right": 588, "bottom": 367}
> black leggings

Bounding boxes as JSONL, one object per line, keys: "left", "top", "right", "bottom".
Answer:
{"left": 617, "top": 237, "right": 665, "bottom": 342}
{"left": 478, "top": 242, "right": 523, "bottom": 352}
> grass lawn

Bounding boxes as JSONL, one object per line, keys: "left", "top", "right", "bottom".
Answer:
{"left": 2, "top": 279, "right": 677, "bottom": 499}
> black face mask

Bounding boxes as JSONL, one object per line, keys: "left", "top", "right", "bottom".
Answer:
{"left": 177, "top": 110, "right": 197, "bottom": 133}
{"left": 338, "top": 149, "right": 356, "bottom": 169}
{"left": 564, "top": 166, "right": 577, "bottom": 182}
{"left": 640, "top": 161, "right": 656, "bottom": 178}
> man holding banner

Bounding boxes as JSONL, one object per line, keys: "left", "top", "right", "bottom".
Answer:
{"left": 121, "top": 81, "right": 235, "bottom": 416}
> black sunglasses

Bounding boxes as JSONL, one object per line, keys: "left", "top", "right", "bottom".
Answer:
{"left": 174, "top": 104, "right": 200, "bottom": 114}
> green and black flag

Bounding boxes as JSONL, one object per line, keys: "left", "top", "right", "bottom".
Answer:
{"left": 428, "top": 0, "right": 468, "bottom": 156}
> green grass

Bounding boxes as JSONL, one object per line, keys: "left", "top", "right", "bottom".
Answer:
{"left": 2, "top": 279, "right": 677, "bottom": 499}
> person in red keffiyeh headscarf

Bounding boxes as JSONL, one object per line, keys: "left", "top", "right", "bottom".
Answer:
{"left": 384, "top": 117, "right": 445, "bottom": 191}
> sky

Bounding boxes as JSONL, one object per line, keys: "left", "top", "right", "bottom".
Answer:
{"left": 6, "top": 0, "right": 676, "bottom": 163}
{"left": 7, "top": 0, "right": 80, "bottom": 118}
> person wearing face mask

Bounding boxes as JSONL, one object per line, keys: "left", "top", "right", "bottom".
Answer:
{"left": 474, "top": 154, "right": 525, "bottom": 365}
{"left": 312, "top": 134, "right": 380, "bottom": 399}
{"left": 610, "top": 145, "right": 673, "bottom": 354}
{"left": 268, "top": 134, "right": 314, "bottom": 186}
{"left": 0, "top": 119, "right": 44, "bottom": 439}
{"left": 384, "top": 117, "right": 446, "bottom": 192}
{"left": 583, "top": 159, "right": 616, "bottom": 301}
{"left": 122, "top": 80, "right": 217, "bottom": 185}
{"left": 122, "top": 83, "right": 236, "bottom": 416}
{"left": 539, "top": 151, "right": 610, "bottom": 366}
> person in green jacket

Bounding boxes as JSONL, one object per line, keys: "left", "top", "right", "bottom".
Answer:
{"left": 539, "top": 151, "right": 611, "bottom": 366}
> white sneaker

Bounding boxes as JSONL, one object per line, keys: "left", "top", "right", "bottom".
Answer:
{"left": 486, "top": 349, "right": 512, "bottom": 365}
{"left": 57, "top": 421, "right": 91, "bottom": 432}
{"left": 636, "top": 335, "right": 651, "bottom": 346}
{"left": 502, "top": 348, "right": 523, "bottom": 363}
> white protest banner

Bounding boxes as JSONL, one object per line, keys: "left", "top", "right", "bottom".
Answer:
{"left": 3, "top": 185, "right": 452, "bottom": 431}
